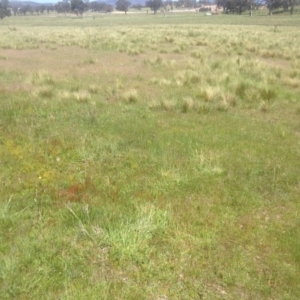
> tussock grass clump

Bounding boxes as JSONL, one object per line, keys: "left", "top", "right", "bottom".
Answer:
{"left": 198, "top": 104, "right": 211, "bottom": 114}
{"left": 101, "top": 204, "right": 170, "bottom": 262}
{"left": 221, "top": 92, "right": 237, "bottom": 107}
{"left": 58, "top": 90, "right": 72, "bottom": 100}
{"left": 30, "top": 71, "right": 56, "bottom": 86}
{"left": 144, "top": 56, "right": 165, "bottom": 67}
{"left": 195, "top": 40, "right": 208, "bottom": 47}
{"left": 160, "top": 99, "right": 175, "bottom": 111}
{"left": 181, "top": 97, "right": 194, "bottom": 113}
{"left": 83, "top": 57, "right": 97, "bottom": 65}
{"left": 122, "top": 89, "right": 138, "bottom": 104}
{"left": 261, "top": 50, "right": 276, "bottom": 58}
{"left": 259, "top": 100, "right": 270, "bottom": 112}
{"left": 73, "top": 90, "right": 91, "bottom": 102}
{"left": 215, "top": 102, "right": 229, "bottom": 112}
{"left": 198, "top": 87, "right": 218, "bottom": 102}
{"left": 259, "top": 87, "right": 277, "bottom": 102}
{"left": 235, "top": 81, "right": 251, "bottom": 99}
{"left": 32, "top": 86, "right": 55, "bottom": 99}
{"left": 288, "top": 70, "right": 299, "bottom": 79}
{"left": 159, "top": 48, "right": 168, "bottom": 54}
{"left": 245, "top": 44, "right": 259, "bottom": 53}
{"left": 187, "top": 30, "right": 199, "bottom": 37}
{"left": 164, "top": 36, "right": 175, "bottom": 43}
{"left": 126, "top": 47, "right": 142, "bottom": 56}
{"left": 153, "top": 56, "right": 163, "bottom": 65}
{"left": 191, "top": 50, "right": 202, "bottom": 59}
{"left": 88, "top": 84, "right": 99, "bottom": 94}
{"left": 173, "top": 47, "right": 182, "bottom": 54}
{"left": 183, "top": 70, "right": 202, "bottom": 86}
{"left": 283, "top": 78, "right": 299, "bottom": 89}
{"left": 160, "top": 78, "right": 173, "bottom": 86}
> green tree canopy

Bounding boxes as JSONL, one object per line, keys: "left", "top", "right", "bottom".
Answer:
{"left": 266, "top": 0, "right": 299, "bottom": 14}
{"left": 116, "top": 0, "right": 131, "bottom": 13}
{"left": 0, "top": 0, "right": 11, "bottom": 19}
{"left": 71, "top": 0, "right": 85, "bottom": 14}
{"left": 217, "top": 0, "right": 254, "bottom": 14}
{"left": 146, "top": 0, "right": 163, "bottom": 13}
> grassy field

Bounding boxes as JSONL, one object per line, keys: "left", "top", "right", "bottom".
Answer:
{"left": 0, "top": 11, "right": 300, "bottom": 299}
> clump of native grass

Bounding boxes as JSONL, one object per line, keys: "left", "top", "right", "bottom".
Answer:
{"left": 151, "top": 77, "right": 172, "bottom": 87}
{"left": 164, "top": 35, "right": 175, "bottom": 43}
{"left": 31, "top": 86, "right": 55, "bottom": 99}
{"left": 30, "top": 71, "right": 56, "bottom": 86}
{"left": 122, "top": 89, "right": 139, "bottom": 104}
{"left": 197, "top": 86, "right": 218, "bottom": 102}
{"left": 73, "top": 90, "right": 91, "bottom": 103}
{"left": 83, "top": 57, "right": 97, "bottom": 65}
{"left": 160, "top": 98, "right": 176, "bottom": 112}
{"left": 259, "top": 100, "right": 270, "bottom": 112}
{"left": 175, "top": 70, "right": 202, "bottom": 87}
{"left": 58, "top": 89, "right": 91, "bottom": 102}
{"left": 58, "top": 90, "right": 73, "bottom": 100}
{"left": 143, "top": 56, "right": 165, "bottom": 67}
{"left": 259, "top": 87, "right": 277, "bottom": 102}
{"left": 220, "top": 92, "right": 236, "bottom": 109}
{"left": 191, "top": 50, "right": 203, "bottom": 59}
{"left": 88, "top": 84, "right": 99, "bottom": 94}
{"left": 127, "top": 47, "right": 143, "bottom": 56}
{"left": 181, "top": 97, "right": 195, "bottom": 113}
{"left": 283, "top": 77, "right": 300, "bottom": 89}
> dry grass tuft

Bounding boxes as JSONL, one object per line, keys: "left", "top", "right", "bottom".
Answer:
{"left": 122, "top": 89, "right": 139, "bottom": 104}
{"left": 181, "top": 97, "right": 194, "bottom": 113}
{"left": 160, "top": 99, "right": 175, "bottom": 112}
{"left": 73, "top": 90, "right": 91, "bottom": 102}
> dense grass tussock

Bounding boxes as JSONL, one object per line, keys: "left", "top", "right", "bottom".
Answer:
{"left": 0, "top": 12, "right": 300, "bottom": 299}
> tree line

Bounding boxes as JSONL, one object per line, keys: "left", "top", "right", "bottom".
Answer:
{"left": 217, "top": 0, "right": 299, "bottom": 15}
{"left": 1, "top": 0, "right": 299, "bottom": 19}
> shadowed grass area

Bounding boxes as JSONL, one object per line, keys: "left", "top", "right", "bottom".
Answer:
{"left": 0, "top": 11, "right": 300, "bottom": 299}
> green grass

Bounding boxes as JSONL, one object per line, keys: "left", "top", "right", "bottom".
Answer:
{"left": 0, "top": 11, "right": 300, "bottom": 299}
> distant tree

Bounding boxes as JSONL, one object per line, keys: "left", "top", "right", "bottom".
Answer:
{"left": 12, "top": 6, "right": 18, "bottom": 15}
{"left": 146, "top": 0, "right": 163, "bottom": 13}
{"left": 28, "top": 5, "right": 35, "bottom": 15}
{"left": 99, "top": 2, "right": 113, "bottom": 12}
{"left": 217, "top": 0, "right": 255, "bottom": 14}
{"left": 89, "top": 1, "right": 99, "bottom": 11}
{"left": 19, "top": 7, "right": 26, "bottom": 15}
{"left": 46, "top": 5, "right": 54, "bottom": 14}
{"left": 55, "top": 0, "right": 71, "bottom": 15}
{"left": 71, "top": 0, "right": 85, "bottom": 14}
{"left": 21, "top": 5, "right": 32, "bottom": 15}
{"left": 266, "top": 0, "right": 299, "bottom": 14}
{"left": 265, "top": 0, "right": 284, "bottom": 14}
{"left": 116, "top": 0, "right": 131, "bottom": 13}
{"left": 40, "top": 5, "right": 46, "bottom": 14}
{"left": 0, "top": 0, "right": 11, "bottom": 19}
{"left": 288, "top": 0, "right": 298, "bottom": 14}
